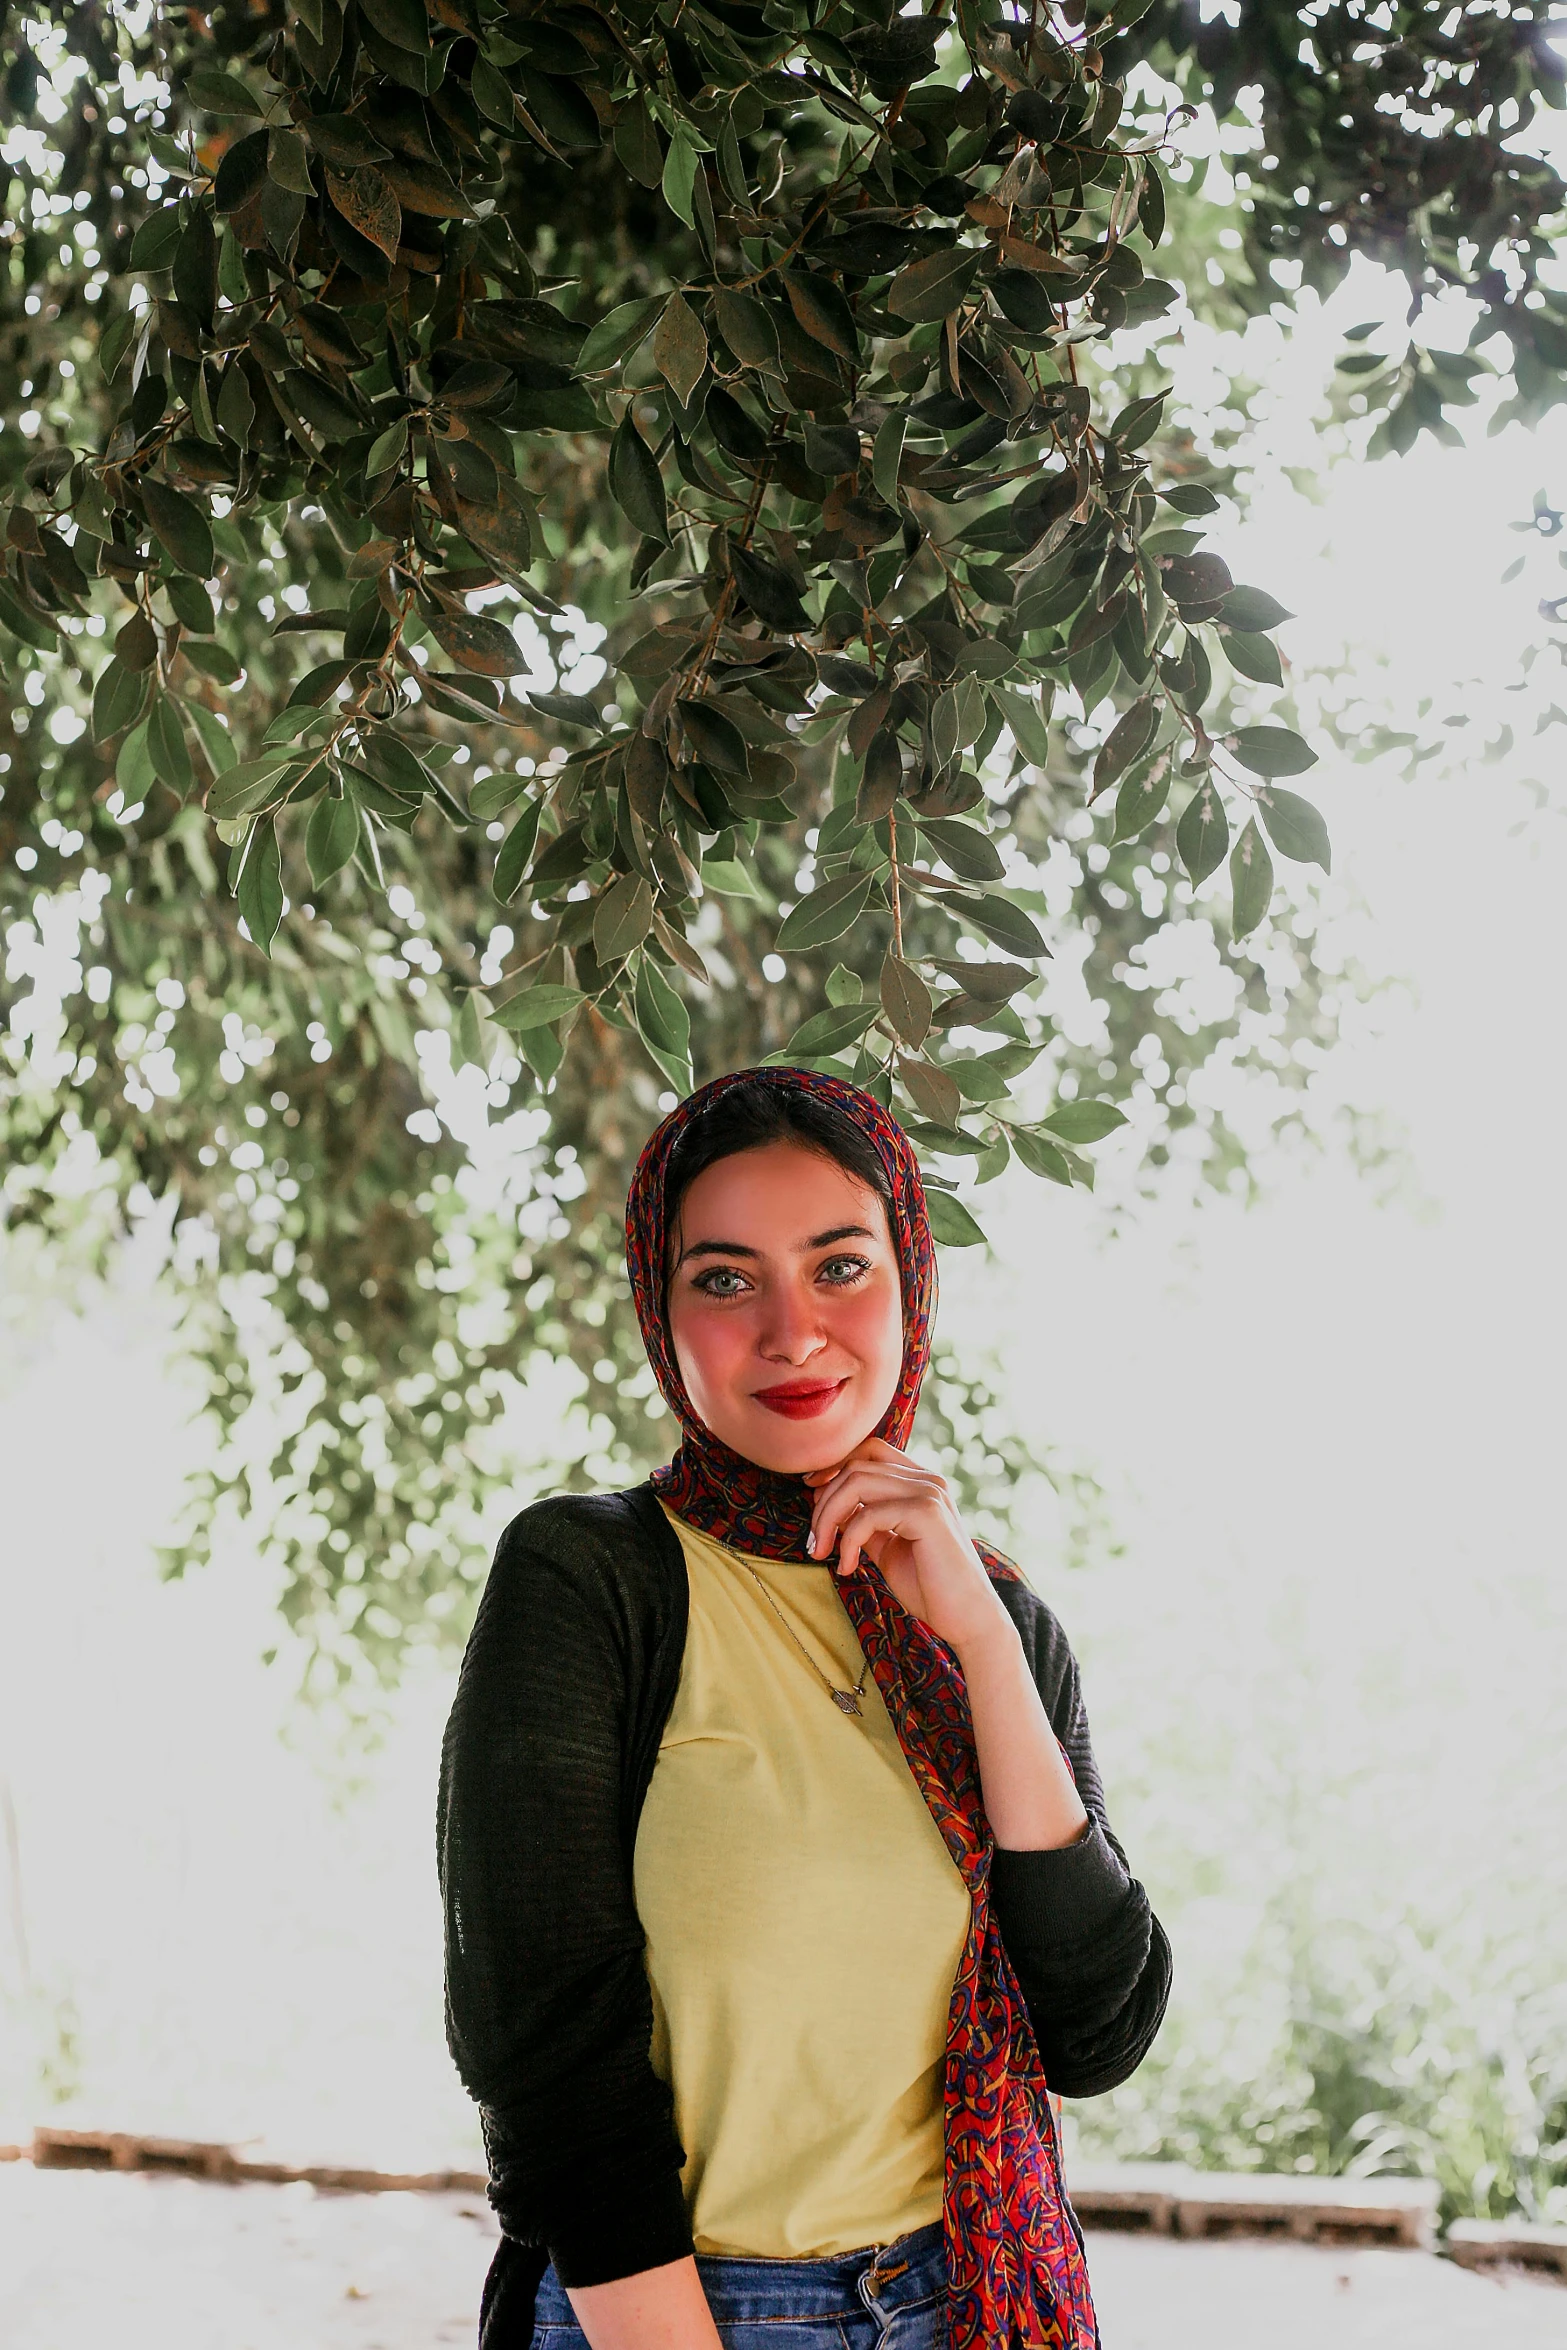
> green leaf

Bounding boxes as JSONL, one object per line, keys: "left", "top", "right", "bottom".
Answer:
{"left": 634, "top": 953, "right": 690, "bottom": 1053}
{"left": 783, "top": 273, "right": 859, "bottom": 364}
{"left": 1011, "top": 1128, "right": 1074, "bottom": 1185}
{"left": 1222, "top": 630, "right": 1284, "bottom": 688}
{"left": 1176, "top": 778, "right": 1229, "bottom": 883}
{"left": 1229, "top": 725, "right": 1317, "bottom": 779}
{"left": 455, "top": 990, "right": 493, "bottom": 1070}
{"left": 365, "top": 418, "right": 408, "bottom": 478}
{"left": 729, "top": 539, "right": 809, "bottom": 633}
{"left": 0, "top": 583, "right": 57, "bottom": 650}
{"left": 91, "top": 657, "right": 150, "bottom": 744}
{"left": 98, "top": 309, "right": 141, "bottom": 383}
{"left": 775, "top": 872, "right": 876, "bottom": 952}
{"left": 188, "top": 67, "right": 265, "bottom": 115}
{"left": 949, "top": 892, "right": 1048, "bottom": 960}
{"left": 183, "top": 639, "right": 244, "bottom": 685}
{"left": 1109, "top": 389, "right": 1169, "bottom": 452}
{"left": 426, "top": 610, "right": 523, "bottom": 676}
{"left": 1041, "top": 1098, "right": 1128, "bottom": 1144}
{"left": 678, "top": 699, "right": 750, "bottom": 778}
{"left": 1160, "top": 484, "right": 1220, "bottom": 516}
{"left": 949, "top": 1055, "right": 1013, "bottom": 1104}
{"left": 1257, "top": 786, "right": 1332, "bottom": 872}
{"left": 593, "top": 872, "right": 654, "bottom": 964}
{"left": 469, "top": 769, "right": 529, "bottom": 821}
{"left": 142, "top": 480, "right": 214, "bottom": 578}
{"left": 166, "top": 572, "right": 215, "bottom": 634}
{"left": 784, "top": 1003, "right": 879, "bottom": 1056}
{"left": 1220, "top": 586, "right": 1292, "bottom": 633}
{"left": 653, "top": 291, "right": 708, "bottom": 407}
{"left": 207, "top": 753, "right": 296, "bottom": 819}
{"left": 713, "top": 289, "right": 778, "bottom": 370}
{"left": 880, "top": 952, "right": 932, "bottom": 1048}
{"left": 179, "top": 694, "right": 236, "bottom": 776}
{"left": 148, "top": 693, "right": 195, "bottom": 796}
{"left": 994, "top": 686, "right": 1052, "bottom": 765}
{"left": 899, "top": 1054, "right": 963, "bottom": 1129}
{"left": 872, "top": 411, "right": 906, "bottom": 510}
{"left": 1092, "top": 697, "right": 1158, "bottom": 797}
{"left": 471, "top": 56, "right": 519, "bottom": 129}
{"left": 489, "top": 982, "right": 585, "bottom": 1031}
{"left": 924, "top": 1188, "right": 987, "bottom": 1247}
{"left": 578, "top": 297, "right": 664, "bottom": 374}
{"left": 116, "top": 717, "right": 156, "bottom": 803}
{"left": 493, "top": 798, "right": 543, "bottom": 900}
{"left": 634, "top": 955, "right": 693, "bottom": 1091}
{"left": 128, "top": 206, "right": 183, "bottom": 270}
{"left": 1229, "top": 817, "right": 1274, "bottom": 941}
{"left": 306, "top": 790, "right": 361, "bottom": 886}
{"left": 702, "top": 857, "right": 766, "bottom": 902}
{"left": 608, "top": 413, "right": 669, "bottom": 544}
{"left": 662, "top": 131, "right": 699, "bottom": 228}
{"left": 613, "top": 100, "right": 665, "bottom": 190}
{"left": 918, "top": 816, "right": 1005, "bottom": 884}
{"left": 1111, "top": 760, "right": 1172, "bottom": 843}
{"left": 235, "top": 817, "right": 284, "bottom": 955}
{"left": 887, "top": 246, "right": 983, "bottom": 325}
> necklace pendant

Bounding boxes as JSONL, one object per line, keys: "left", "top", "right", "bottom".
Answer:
{"left": 832, "top": 1689, "right": 863, "bottom": 1717}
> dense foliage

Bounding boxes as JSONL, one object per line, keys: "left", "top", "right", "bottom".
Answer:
{"left": 1130, "top": 0, "right": 1567, "bottom": 451}
{"left": 0, "top": 0, "right": 1559, "bottom": 1673}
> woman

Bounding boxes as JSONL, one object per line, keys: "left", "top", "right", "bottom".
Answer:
{"left": 440, "top": 1066, "right": 1171, "bottom": 2350}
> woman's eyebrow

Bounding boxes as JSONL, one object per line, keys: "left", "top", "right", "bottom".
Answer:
{"left": 677, "top": 1238, "right": 762, "bottom": 1265}
{"left": 675, "top": 1222, "right": 877, "bottom": 1268}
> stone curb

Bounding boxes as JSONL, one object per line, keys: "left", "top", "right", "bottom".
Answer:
{"left": 18, "top": 2127, "right": 487, "bottom": 2196}
{"left": 1445, "top": 2218, "right": 1567, "bottom": 2281}
{"left": 1065, "top": 2161, "right": 1440, "bottom": 2250}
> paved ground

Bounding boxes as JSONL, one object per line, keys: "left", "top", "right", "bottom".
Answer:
{"left": 2, "top": 2166, "right": 1564, "bottom": 2349}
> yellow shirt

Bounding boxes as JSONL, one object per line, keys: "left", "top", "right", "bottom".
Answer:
{"left": 632, "top": 1504, "right": 973, "bottom": 2258}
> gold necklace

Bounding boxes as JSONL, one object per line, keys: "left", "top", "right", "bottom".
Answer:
{"left": 736, "top": 1560, "right": 872, "bottom": 1718}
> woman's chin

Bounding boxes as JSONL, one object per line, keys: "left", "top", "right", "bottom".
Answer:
{"left": 732, "top": 1404, "right": 869, "bottom": 1477}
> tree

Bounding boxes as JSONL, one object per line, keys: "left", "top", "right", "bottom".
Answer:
{"left": 1126, "top": 0, "right": 1567, "bottom": 452}
{"left": 2, "top": 0, "right": 1546, "bottom": 1680}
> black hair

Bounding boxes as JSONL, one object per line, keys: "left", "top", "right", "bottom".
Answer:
{"left": 662, "top": 1078, "right": 894, "bottom": 1266}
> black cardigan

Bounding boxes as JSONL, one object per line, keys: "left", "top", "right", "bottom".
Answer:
{"left": 438, "top": 1486, "right": 1171, "bottom": 2346}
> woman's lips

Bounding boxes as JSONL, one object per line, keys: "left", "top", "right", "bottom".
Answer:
{"left": 752, "top": 1378, "right": 849, "bottom": 1420}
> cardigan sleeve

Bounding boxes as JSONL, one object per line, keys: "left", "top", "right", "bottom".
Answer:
{"left": 438, "top": 1500, "right": 693, "bottom": 2289}
{"left": 985, "top": 1578, "right": 1173, "bottom": 2098}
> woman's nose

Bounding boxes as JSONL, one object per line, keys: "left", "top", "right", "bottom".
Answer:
{"left": 755, "top": 1282, "right": 828, "bottom": 1363}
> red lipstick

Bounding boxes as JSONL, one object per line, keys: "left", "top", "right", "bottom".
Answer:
{"left": 752, "top": 1378, "right": 849, "bottom": 1420}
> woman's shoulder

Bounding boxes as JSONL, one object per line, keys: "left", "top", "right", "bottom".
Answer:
{"left": 459, "top": 1483, "right": 687, "bottom": 1687}
{"left": 485, "top": 1481, "right": 686, "bottom": 1608}
{"left": 492, "top": 1479, "right": 674, "bottom": 1562}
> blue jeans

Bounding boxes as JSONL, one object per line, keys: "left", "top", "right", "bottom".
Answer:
{"left": 531, "top": 2218, "right": 947, "bottom": 2349}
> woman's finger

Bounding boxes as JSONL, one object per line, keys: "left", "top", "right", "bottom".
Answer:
{"left": 810, "top": 1467, "right": 942, "bottom": 1557}
{"left": 809, "top": 1465, "right": 910, "bottom": 1551}
{"left": 835, "top": 1499, "right": 907, "bottom": 1579}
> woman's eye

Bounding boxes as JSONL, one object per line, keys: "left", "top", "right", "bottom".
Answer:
{"left": 695, "top": 1267, "right": 748, "bottom": 1297}
{"left": 820, "top": 1255, "right": 870, "bottom": 1286}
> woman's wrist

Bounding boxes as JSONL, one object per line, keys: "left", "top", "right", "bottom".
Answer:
{"left": 957, "top": 1605, "right": 1091, "bottom": 1851}
{"left": 949, "top": 1593, "right": 1023, "bottom": 1673}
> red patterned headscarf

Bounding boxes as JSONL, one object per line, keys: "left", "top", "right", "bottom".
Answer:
{"left": 624, "top": 1066, "right": 1098, "bottom": 2350}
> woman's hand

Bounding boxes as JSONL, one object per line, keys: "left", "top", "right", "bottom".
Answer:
{"left": 806, "top": 1437, "right": 1090, "bottom": 1851}
{"left": 803, "top": 1437, "right": 1013, "bottom": 1662}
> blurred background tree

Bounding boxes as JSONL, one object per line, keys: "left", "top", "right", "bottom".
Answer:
{"left": 0, "top": 0, "right": 1559, "bottom": 1692}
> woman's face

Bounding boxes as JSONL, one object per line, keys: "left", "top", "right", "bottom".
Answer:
{"left": 665, "top": 1140, "right": 905, "bottom": 1476}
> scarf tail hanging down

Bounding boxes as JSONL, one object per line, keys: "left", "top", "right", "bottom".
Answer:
{"left": 625, "top": 1066, "right": 1098, "bottom": 2350}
